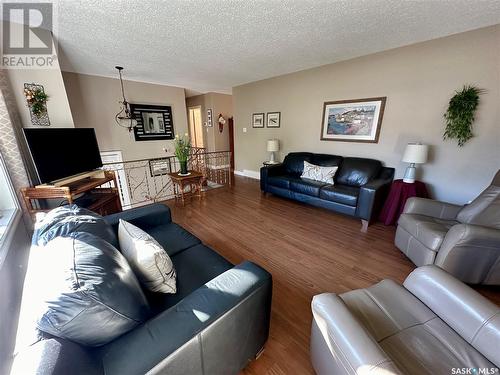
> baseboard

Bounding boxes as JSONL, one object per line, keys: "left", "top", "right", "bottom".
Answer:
{"left": 234, "top": 169, "right": 260, "bottom": 180}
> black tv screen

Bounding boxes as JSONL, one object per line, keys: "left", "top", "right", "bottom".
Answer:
{"left": 23, "top": 128, "right": 103, "bottom": 184}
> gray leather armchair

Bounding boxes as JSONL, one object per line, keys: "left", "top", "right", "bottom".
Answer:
{"left": 310, "top": 266, "right": 500, "bottom": 375}
{"left": 395, "top": 170, "right": 500, "bottom": 284}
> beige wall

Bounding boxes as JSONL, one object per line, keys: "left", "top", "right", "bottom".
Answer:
{"left": 63, "top": 72, "right": 188, "bottom": 161}
{"left": 233, "top": 25, "right": 500, "bottom": 204}
{"left": 186, "top": 92, "right": 232, "bottom": 151}
{"left": 3, "top": 27, "right": 74, "bottom": 128}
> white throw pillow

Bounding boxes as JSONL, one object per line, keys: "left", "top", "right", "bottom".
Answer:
{"left": 301, "top": 161, "right": 338, "bottom": 184}
{"left": 118, "top": 219, "right": 176, "bottom": 293}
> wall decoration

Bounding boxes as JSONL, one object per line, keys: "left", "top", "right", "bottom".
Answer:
{"left": 130, "top": 103, "right": 174, "bottom": 141}
{"left": 149, "top": 157, "right": 173, "bottom": 177}
{"left": 207, "top": 108, "right": 213, "bottom": 127}
{"left": 320, "top": 97, "right": 386, "bottom": 143}
{"left": 443, "top": 85, "right": 484, "bottom": 147}
{"left": 252, "top": 113, "right": 264, "bottom": 128}
{"left": 267, "top": 112, "right": 281, "bottom": 128}
{"left": 218, "top": 113, "right": 226, "bottom": 133}
{"left": 23, "top": 83, "right": 50, "bottom": 126}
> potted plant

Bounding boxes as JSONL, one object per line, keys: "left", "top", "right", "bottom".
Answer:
{"left": 23, "top": 87, "right": 49, "bottom": 117}
{"left": 174, "top": 133, "right": 191, "bottom": 175}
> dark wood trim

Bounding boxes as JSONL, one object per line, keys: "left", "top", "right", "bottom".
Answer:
{"left": 320, "top": 96, "right": 386, "bottom": 143}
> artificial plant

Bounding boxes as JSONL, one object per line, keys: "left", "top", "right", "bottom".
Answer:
{"left": 23, "top": 87, "right": 49, "bottom": 117}
{"left": 443, "top": 85, "right": 484, "bottom": 147}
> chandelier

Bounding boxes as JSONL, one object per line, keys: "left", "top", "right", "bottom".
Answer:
{"left": 114, "top": 66, "right": 137, "bottom": 131}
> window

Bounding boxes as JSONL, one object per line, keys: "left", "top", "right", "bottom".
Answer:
{"left": 0, "top": 152, "right": 21, "bottom": 265}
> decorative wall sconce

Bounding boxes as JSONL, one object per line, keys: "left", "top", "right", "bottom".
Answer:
{"left": 218, "top": 113, "right": 226, "bottom": 133}
{"left": 23, "top": 83, "right": 50, "bottom": 126}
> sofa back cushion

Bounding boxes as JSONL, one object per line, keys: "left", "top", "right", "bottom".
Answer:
{"left": 311, "top": 154, "right": 343, "bottom": 167}
{"left": 283, "top": 152, "right": 313, "bottom": 175}
{"left": 35, "top": 232, "right": 150, "bottom": 346}
{"left": 33, "top": 205, "right": 118, "bottom": 248}
{"left": 457, "top": 185, "right": 500, "bottom": 229}
{"left": 336, "top": 157, "right": 382, "bottom": 187}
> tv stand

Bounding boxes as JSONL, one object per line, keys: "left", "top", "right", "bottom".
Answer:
{"left": 21, "top": 170, "right": 122, "bottom": 218}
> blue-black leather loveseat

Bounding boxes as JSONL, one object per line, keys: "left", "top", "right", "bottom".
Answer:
{"left": 261, "top": 152, "right": 394, "bottom": 231}
{"left": 13, "top": 204, "right": 272, "bottom": 375}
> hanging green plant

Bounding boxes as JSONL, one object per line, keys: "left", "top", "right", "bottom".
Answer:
{"left": 23, "top": 87, "right": 49, "bottom": 117}
{"left": 443, "top": 85, "right": 484, "bottom": 147}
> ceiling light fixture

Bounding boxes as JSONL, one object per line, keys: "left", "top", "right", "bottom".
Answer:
{"left": 114, "top": 66, "right": 137, "bottom": 131}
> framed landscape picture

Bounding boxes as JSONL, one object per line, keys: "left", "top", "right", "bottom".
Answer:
{"left": 252, "top": 113, "right": 265, "bottom": 128}
{"left": 267, "top": 112, "right": 281, "bottom": 128}
{"left": 320, "top": 97, "right": 386, "bottom": 143}
{"left": 130, "top": 103, "right": 174, "bottom": 141}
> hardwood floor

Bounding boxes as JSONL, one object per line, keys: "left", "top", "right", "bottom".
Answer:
{"left": 165, "top": 176, "right": 500, "bottom": 375}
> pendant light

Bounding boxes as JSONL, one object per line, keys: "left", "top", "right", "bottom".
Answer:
{"left": 115, "top": 66, "right": 137, "bottom": 131}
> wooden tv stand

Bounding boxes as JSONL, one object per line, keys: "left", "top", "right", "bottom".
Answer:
{"left": 21, "top": 170, "right": 122, "bottom": 218}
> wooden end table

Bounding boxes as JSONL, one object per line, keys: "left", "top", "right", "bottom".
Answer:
{"left": 168, "top": 171, "right": 204, "bottom": 206}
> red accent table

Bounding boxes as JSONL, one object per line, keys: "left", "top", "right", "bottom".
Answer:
{"left": 379, "top": 179, "right": 429, "bottom": 225}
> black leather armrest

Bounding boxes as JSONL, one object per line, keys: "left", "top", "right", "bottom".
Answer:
{"left": 356, "top": 167, "right": 394, "bottom": 221}
{"left": 11, "top": 338, "right": 102, "bottom": 375}
{"left": 260, "top": 165, "right": 285, "bottom": 191}
{"left": 104, "top": 203, "right": 172, "bottom": 233}
{"left": 99, "top": 261, "right": 272, "bottom": 375}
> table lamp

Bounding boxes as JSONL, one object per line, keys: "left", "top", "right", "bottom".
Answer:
{"left": 402, "top": 143, "right": 428, "bottom": 183}
{"left": 266, "top": 139, "right": 280, "bottom": 164}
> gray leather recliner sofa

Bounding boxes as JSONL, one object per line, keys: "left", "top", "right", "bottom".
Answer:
{"left": 395, "top": 170, "right": 500, "bottom": 284}
{"left": 310, "top": 266, "right": 500, "bottom": 375}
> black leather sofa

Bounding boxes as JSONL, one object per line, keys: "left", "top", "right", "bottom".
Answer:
{"left": 13, "top": 204, "right": 272, "bottom": 375}
{"left": 261, "top": 152, "right": 394, "bottom": 231}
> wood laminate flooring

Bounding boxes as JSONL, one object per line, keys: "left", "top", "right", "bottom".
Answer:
{"left": 165, "top": 176, "right": 500, "bottom": 375}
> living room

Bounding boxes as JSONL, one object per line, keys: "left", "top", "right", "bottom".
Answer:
{"left": 0, "top": 1, "right": 499, "bottom": 375}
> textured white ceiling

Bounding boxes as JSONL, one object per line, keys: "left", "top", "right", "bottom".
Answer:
{"left": 55, "top": 0, "right": 500, "bottom": 94}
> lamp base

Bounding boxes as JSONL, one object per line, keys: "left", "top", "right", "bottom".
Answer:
{"left": 403, "top": 164, "right": 416, "bottom": 183}
{"left": 268, "top": 151, "right": 279, "bottom": 164}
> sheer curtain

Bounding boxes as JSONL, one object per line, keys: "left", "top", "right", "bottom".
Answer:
{"left": 0, "top": 70, "right": 32, "bottom": 209}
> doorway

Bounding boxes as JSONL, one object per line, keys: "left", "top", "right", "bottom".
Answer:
{"left": 188, "top": 106, "right": 204, "bottom": 148}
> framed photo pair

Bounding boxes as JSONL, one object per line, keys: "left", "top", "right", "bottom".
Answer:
{"left": 252, "top": 112, "right": 281, "bottom": 128}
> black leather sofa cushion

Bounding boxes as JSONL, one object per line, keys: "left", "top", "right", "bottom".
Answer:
{"left": 267, "top": 175, "right": 294, "bottom": 189}
{"left": 36, "top": 232, "right": 150, "bottom": 346}
{"left": 147, "top": 223, "right": 201, "bottom": 257}
{"left": 311, "top": 154, "right": 343, "bottom": 167}
{"left": 146, "top": 244, "right": 233, "bottom": 313}
{"left": 33, "top": 205, "right": 118, "bottom": 248}
{"left": 290, "top": 178, "right": 327, "bottom": 197}
{"left": 283, "top": 152, "right": 313, "bottom": 175}
{"left": 336, "top": 157, "right": 382, "bottom": 187}
{"left": 320, "top": 185, "right": 360, "bottom": 206}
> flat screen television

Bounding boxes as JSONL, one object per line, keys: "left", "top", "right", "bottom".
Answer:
{"left": 23, "top": 128, "right": 103, "bottom": 184}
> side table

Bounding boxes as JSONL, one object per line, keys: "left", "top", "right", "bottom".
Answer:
{"left": 167, "top": 171, "right": 204, "bottom": 206}
{"left": 379, "top": 179, "right": 429, "bottom": 225}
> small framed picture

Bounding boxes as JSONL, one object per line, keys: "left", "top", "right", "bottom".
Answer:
{"left": 252, "top": 113, "right": 265, "bottom": 128}
{"left": 267, "top": 112, "right": 281, "bottom": 128}
{"left": 207, "top": 108, "right": 213, "bottom": 127}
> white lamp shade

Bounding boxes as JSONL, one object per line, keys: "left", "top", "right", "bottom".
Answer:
{"left": 402, "top": 144, "right": 428, "bottom": 164}
{"left": 267, "top": 139, "right": 280, "bottom": 152}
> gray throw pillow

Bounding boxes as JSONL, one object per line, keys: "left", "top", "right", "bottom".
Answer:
{"left": 35, "top": 232, "right": 150, "bottom": 346}
{"left": 118, "top": 219, "right": 177, "bottom": 293}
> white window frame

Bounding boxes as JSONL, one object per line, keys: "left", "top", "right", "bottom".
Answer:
{"left": 0, "top": 153, "right": 22, "bottom": 268}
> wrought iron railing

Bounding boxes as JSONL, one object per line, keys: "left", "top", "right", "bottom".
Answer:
{"left": 102, "top": 149, "right": 231, "bottom": 210}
